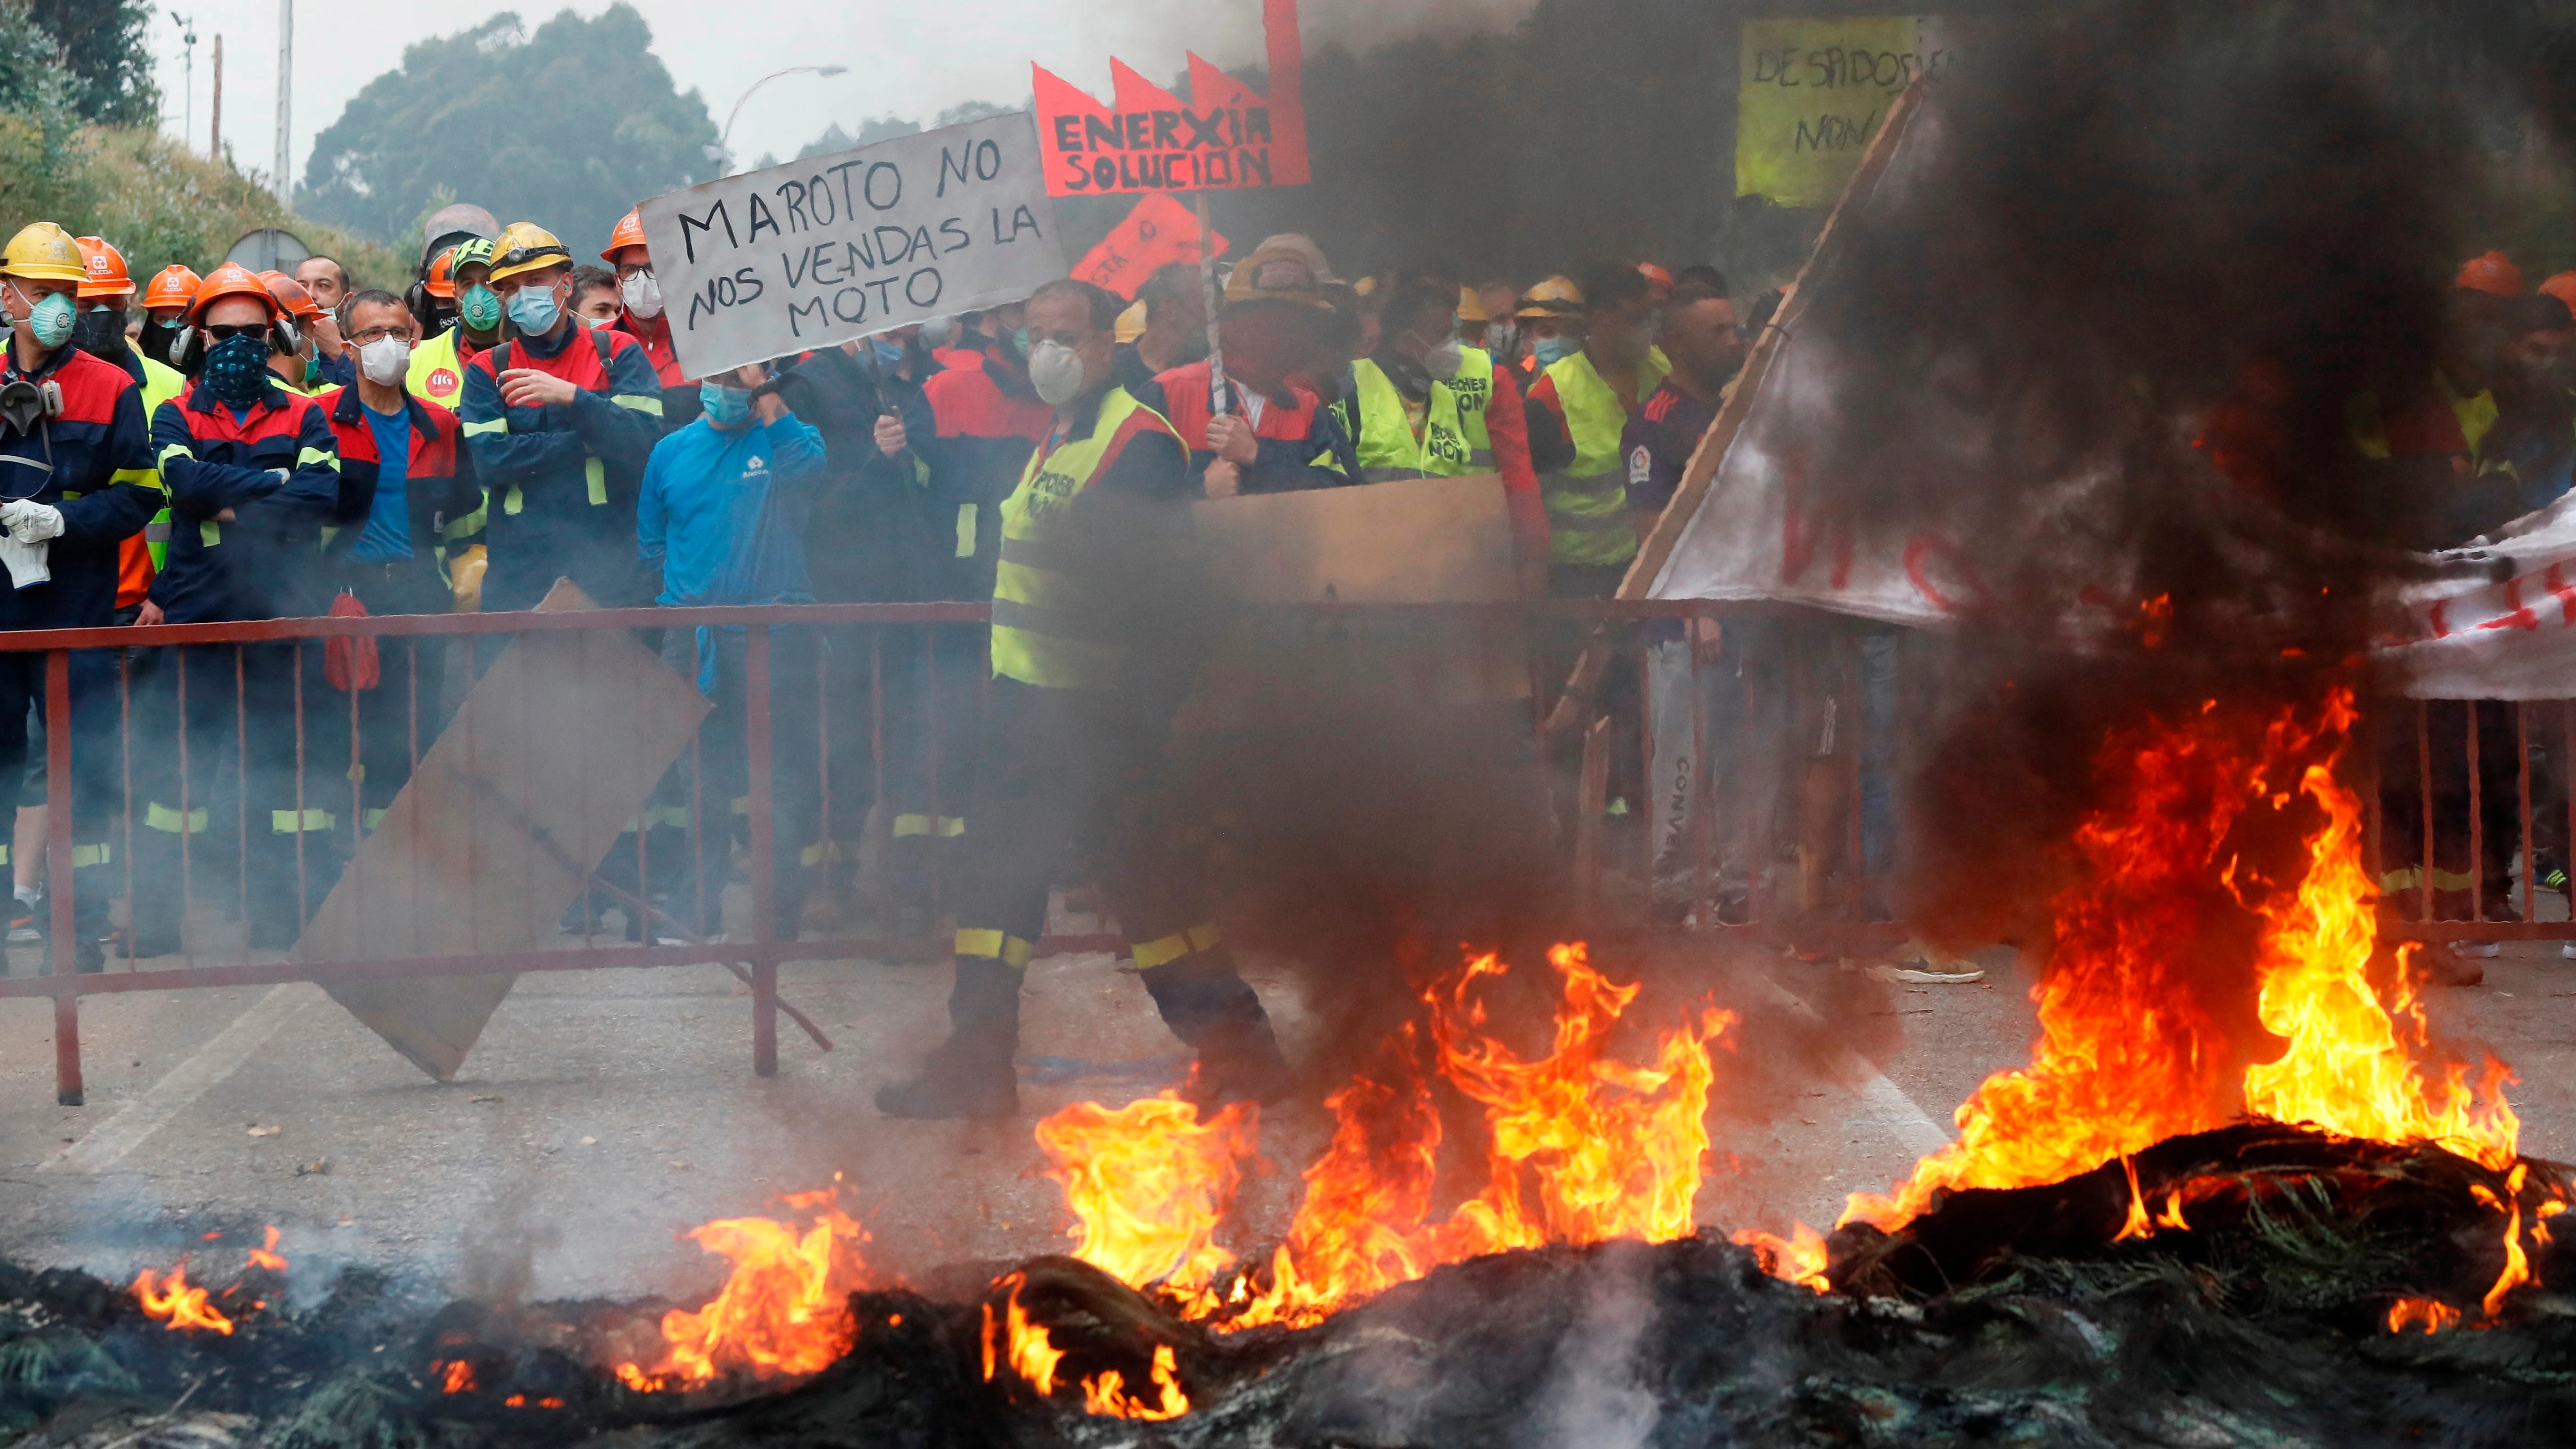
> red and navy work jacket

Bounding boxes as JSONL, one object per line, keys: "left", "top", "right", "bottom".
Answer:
{"left": 0, "top": 344, "right": 160, "bottom": 629}
{"left": 148, "top": 379, "right": 351, "bottom": 624}
{"left": 458, "top": 325, "right": 667, "bottom": 583}
{"left": 317, "top": 386, "right": 481, "bottom": 564}
{"left": 1134, "top": 362, "right": 1353, "bottom": 494}
{"left": 920, "top": 352, "right": 1055, "bottom": 598}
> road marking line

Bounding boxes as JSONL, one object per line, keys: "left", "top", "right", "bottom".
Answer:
{"left": 1749, "top": 970, "right": 1954, "bottom": 1156}
{"left": 44, "top": 985, "right": 312, "bottom": 1174}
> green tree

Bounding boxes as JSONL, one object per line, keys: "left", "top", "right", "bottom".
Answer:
{"left": 0, "top": 0, "right": 98, "bottom": 225}
{"left": 298, "top": 4, "right": 718, "bottom": 260}
{"left": 24, "top": 0, "right": 157, "bottom": 125}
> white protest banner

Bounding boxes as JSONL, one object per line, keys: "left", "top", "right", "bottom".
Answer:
{"left": 637, "top": 112, "right": 1065, "bottom": 379}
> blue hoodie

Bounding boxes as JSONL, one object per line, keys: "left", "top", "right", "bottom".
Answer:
{"left": 637, "top": 410, "right": 827, "bottom": 607}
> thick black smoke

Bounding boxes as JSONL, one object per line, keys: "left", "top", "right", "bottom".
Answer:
{"left": 1778, "top": 3, "right": 2541, "bottom": 947}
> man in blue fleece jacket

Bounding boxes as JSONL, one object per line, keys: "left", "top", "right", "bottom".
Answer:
{"left": 632, "top": 361, "right": 827, "bottom": 941}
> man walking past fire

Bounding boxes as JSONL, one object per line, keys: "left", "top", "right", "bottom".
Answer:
{"left": 877, "top": 278, "right": 1290, "bottom": 1119}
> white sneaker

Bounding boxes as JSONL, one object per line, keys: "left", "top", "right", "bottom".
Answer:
{"left": 2451, "top": 941, "right": 2502, "bottom": 959}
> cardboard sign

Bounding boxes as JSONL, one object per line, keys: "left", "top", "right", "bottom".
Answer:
{"left": 302, "top": 580, "right": 711, "bottom": 1079}
{"left": 1074, "top": 193, "right": 1229, "bottom": 299}
{"left": 1736, "top": 15, "right": 1951, "bottom": 208}
{"left": 1183, "top": 475, "right": 1526, "bottom": 730}
{"left": 638, "top": 112, "right": 1066, "bottom": 379}
{"left": 1033, "top": 0, "right": 1309, "bottom": 197}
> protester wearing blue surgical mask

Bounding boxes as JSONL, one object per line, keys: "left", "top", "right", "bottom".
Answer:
{"left": 636, "top": 357, "right": 829, "bottom": 937}
{"left": 456, "top": 221, "right": 670, "bottom": 641}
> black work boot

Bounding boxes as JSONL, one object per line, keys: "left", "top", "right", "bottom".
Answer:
{"left": 1143, "top": 950, "right": 1291, "bottom": 1107}
{"left": 875, "top": 958, "right": 1023, "bottom": 1118}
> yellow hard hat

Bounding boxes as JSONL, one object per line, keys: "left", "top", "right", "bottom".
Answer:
{"left": 487, "top": 221, "right": 573, "bottom": 285}
{"left": 0, "top": 222, "right": 89, "bottom": 282}
{"left": 1114, "top": 298, "right": 1147, "bottom": 344}
{"left": 1457, "top": 285, "right": 1488, "bottom": 324}
{"left": 1516, "top": 274, "right": 1584, "bottom": 318}
{"left": 1223, "top": 243, "right": 1333, "bottom": 309}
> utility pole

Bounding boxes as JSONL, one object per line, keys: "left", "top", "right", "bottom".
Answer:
{"left": 169, "top": 11, "right": 197, "bottom": 152}
{"left": 210, "top": 33, "right": 222, "bottom": 160}
{"left": 272, "top": 0, "right": 292, "bottom": 206}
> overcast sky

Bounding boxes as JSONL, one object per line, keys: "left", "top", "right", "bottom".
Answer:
{"left": 148, "top": 0, "right": 1531, "bottom": 222}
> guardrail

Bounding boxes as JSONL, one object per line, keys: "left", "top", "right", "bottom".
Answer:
{"left": 0, "top": 596, "right": 1924, "bottom": 1105}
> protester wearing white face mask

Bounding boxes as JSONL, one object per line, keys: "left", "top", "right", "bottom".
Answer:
{"left": 602, "top": 207, "right": 696, "bottom": 427}
{"left": 878, "top": 277, "right": 1291, "bottom": 1121}
{"left": 318, "top": 289, "right": 482, "bottom": 832}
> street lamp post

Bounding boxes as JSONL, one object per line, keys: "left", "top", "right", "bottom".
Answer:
{"left": 719, "top": 64, "right": 848, "bottom": 172}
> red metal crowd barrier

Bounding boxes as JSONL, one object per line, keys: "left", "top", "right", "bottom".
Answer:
{"left": 0, "top": 597, "right": 1916, "bottom": 1106}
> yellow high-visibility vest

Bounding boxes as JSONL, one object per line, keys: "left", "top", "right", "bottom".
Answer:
{"left": 990, "top": 387, "right": 1177, "bottom": 690}
{"left": 1341, "top": 349, "right": 1497, "bottom": 482}
{"left": 1539, "top": 346, "right": 1668, "bottom": 566}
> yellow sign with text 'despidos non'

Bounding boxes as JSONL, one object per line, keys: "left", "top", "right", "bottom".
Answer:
{"left": 1738, "top": 16, "right": 1949, "bottom": 208}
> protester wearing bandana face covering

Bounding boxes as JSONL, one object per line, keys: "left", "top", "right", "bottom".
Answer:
{"left": 602, "top": 208, "right": 698, "bottom": 428}
{"left": 0, "top": 223, "right": 160, "bottom": 972}
{"left": 133, "top": 262, "right": 357, "bottom": 956}
{"left": 458, "top": 221, "right": 668, "bottom": 632}
{"left": 71, "top": 238, "right": 186, "bottom": 625}
{"left": 878, "top": 278, "right": 1292, "bottom": 1119}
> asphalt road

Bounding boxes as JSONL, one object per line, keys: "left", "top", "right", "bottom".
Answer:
{"left": 0, "top": 914, "right": 2567, "bottom": 1312}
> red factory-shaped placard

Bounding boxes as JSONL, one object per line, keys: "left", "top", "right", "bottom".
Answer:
{"left": 1033, "top": 0, "right": 1310, "bottom": 196}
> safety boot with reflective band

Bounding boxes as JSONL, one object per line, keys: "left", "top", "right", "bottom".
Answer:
{"left": 1133, "top": 932, "right": 1291, "bottom": 1106}
{"left": 874, "top": 955, "right": 1023, "bottom": 1118}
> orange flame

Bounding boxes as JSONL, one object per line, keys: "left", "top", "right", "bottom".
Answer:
{"left": 1033, "top": 1092, "right": 1259, "bottom": 1311}
{"left": 615, "top": 1184, "right": 871, "bottom": 1389}
{"left": 247, "top": 1224, "right": 287, "bottom": 1272}
{"left": 1082, "top": 1343, "right": 1190, "bottom": 1420}
{"left": 2386, "top": 1297, "right": 2461, "bottom": 1334}
{"left": 1732, "top": 1222, "right": 1830, "bottom": 1292}
{"left": 133, "top": 1263, "right": 234, "bottom": 1334}
{"left": 1837, "top": 691, "right": 2521, "bottom": 1246}
{"left": 438, "top": 1359, "right": 476, "bottom": 1394}
{"left": 1033, "top": 943, "right": 1731, "bottom": 1331}
{"left": 980, "top": 1273, "right": 1065, "bottom": 1396}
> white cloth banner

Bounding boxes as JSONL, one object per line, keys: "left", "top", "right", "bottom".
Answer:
{"left": 638, "top": 113, "right": 1065, "bottom": 379}
{"left": 1645, "top": 347, "right": 2576, "bottom": 700}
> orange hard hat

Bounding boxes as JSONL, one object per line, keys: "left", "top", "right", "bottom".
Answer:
{"left": 602, "top": 207, "right": 648, "bottom": 262}
{"left": 142, "top": 263, "right": 202, "bottom": 312}
{"left": 2538, "top": 271, "right": 2576, "bottom": 317}
{"left": 187, "top": 261, "right": 284, "bottom": 324}
{"left": 423, "top": 245, "right": 461, "bottom": 300}
{"left": 1637, "top": 262, "right": 1673, "bottom": 290}
{"left": 73, "top": 236, "right": 133, "bottom": 300}
{"left": 258, "top": 269, "right": 324, "bottom": 323}
{"left": 2456, "top": 250, "right": 2524, "bottom": 297}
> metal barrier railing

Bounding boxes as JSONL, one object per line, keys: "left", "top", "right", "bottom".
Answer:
{"left": 2371, "top": 698, "right": 2576, "bottom": 942}
{"left": 0, "top": 597, "right": 1914, "bottom": 1106}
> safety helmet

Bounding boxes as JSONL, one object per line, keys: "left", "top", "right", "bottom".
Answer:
{"left": 449, "top": 237, "right": 497, "bottom": 286}
{"left": 1516, "top": 274, "right": 1584, "bottom": 318}
{"left": 2541, "top": 272, "right": 2576, "bottom": 317}
{"left": 1224, "top": 244, "right": 1333, "bottom": 309}
{"left": 1637, "top": 262, "right": 1674, "bottom": 291}
{"left": 258, "top": 270, "right": 324, "bottom": 324}
{"left": 602, "top": 208, "right": 649, "bottom": 263}
{"left": 422, "top": 246, "right": 461, "bottom": 300}
{"left": 488, "top": 222, "right": 572, "bottom": 285}
{"left": 1457, "top": 285, "right": 1488, "bottom": 324}
{"left": 142, "top": 263, "right": 202, "bottom": 313}
{"left": 74, "top": 236, "right": 134, "bottom": 301}
{"left": 0, "top": 222, "right": 89, "bottom": 282}
{"left": 1113, "top": 299, "right": 1147, "bottom": 344}
{"left": 2457, "top": 250, "right": 2524, "bottom": 298}
{"left": 187, "top": 261, "right": 283, "bottom": 324}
